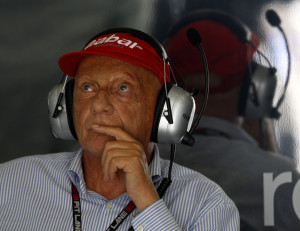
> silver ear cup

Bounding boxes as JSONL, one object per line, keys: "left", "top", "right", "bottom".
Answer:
{"left": 157, "top": 85, "right": 195, "bottom": 144}
{"left": 48, "top": 83, "right": 75, "bottom": 140}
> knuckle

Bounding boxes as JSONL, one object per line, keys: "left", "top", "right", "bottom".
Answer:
{"left": 131, "top": 155, "right": 140, "bottom": 163}
{"left": 106, "top": 148, "right": 116, "bottom": 157}
{"left": 133, "top": 142, "right": 143, "bottom": 152}
{"left": 110, "top": 156, "right": 118, "bottom": 165}
{"left": 115, "top": 127, "right": 123, "bottom": 133}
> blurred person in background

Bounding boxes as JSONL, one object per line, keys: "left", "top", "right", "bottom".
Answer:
{"left": 159, "top": 9, "right": 300, "bottom": 231}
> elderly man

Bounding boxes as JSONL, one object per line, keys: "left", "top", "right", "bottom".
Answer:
{"left": 0, "top": 28, "right": 239, "bottom": 230}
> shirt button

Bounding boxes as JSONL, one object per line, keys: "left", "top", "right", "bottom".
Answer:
{"left": 137, "top": 226, "right": 144, "bottom": 231}
{"left": 106, "top": 202, "right": 112, "bottom": 209}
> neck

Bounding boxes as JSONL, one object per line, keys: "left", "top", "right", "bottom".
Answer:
{"left": 83, "top": 153, "right": 126, "bottom": 200}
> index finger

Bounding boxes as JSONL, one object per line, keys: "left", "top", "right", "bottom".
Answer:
{"left": 91, "top": 125, "right": 136, "bottom": 142}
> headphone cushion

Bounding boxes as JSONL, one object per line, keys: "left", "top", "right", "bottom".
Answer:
{"left": 238, "top": 67, "right": 251, "bottom": 116}
{"left": 151, "top": 83, "right": 172, "bottom": 142}
{"left": 65, "top": 79, "right": 78, "bottom": 139}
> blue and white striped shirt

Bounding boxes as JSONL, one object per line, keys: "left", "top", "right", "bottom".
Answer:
{"left": 0, "top": 145, "right": 239, "bottom": 230}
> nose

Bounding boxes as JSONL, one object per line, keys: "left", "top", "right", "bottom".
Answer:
{"left": 90, "top": 90, "right": 114, "bottom": 115}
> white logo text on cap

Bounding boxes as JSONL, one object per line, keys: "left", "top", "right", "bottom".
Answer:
{"left": 84, "top": 34, "right": 143, "bottom": 50}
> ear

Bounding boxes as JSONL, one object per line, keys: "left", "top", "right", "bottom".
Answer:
{"left": 151, "top": 83, "right": 172, "bottom": 142}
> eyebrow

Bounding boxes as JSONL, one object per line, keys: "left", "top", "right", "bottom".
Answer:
{"left": 109, "top": 70, "right": 140, "bottom": 84}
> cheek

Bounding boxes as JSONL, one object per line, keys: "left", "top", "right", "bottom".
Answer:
{"left": 128, "top": 102, "right": 156, "bottom": 137}
{"left": 72, "top": 100, "right": 89, "bottom": 136}
{"left": 117, "top": 103, "right": 147, "bottom": 135}
{"left": 143, "top": 103, "right": 156, "bottom": 126}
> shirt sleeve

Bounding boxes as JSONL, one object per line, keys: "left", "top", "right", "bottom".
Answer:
{"left": 192, "top": 198, "right": 240, "bottom": 230}
{"left": 131, "top": 199, "right": 181, "bottom": 231}
{"left": 131, "top": 197, "right": 240, "bottom": 231}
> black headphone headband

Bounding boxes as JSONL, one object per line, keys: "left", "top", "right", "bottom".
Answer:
{"left": 166, "top": 9, "right": 252, "bottom": 45}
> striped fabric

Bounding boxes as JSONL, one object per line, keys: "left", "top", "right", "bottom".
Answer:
{"left": 0, "top": 145, "right": 239, "bottom": 230}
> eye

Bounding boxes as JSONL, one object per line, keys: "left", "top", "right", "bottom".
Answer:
{"left": 119, "top": 84, "right": 129, "bottom": 92}
{"left": 82, "top": 84, "right": 93, "bottom": 92}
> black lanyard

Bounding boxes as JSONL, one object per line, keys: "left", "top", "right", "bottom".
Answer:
{"left": 72, "top": 182, "right": 135, "bottom": 231}
{"left": 71, "top": 178, "right": 171, "bottom": 231}
{"left": 72, "top": 183, "right": 82, "bottom": 231}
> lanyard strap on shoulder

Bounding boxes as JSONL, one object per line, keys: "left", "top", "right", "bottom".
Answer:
{"left": 72, "top": 183, "right": 82, "bottom": 231}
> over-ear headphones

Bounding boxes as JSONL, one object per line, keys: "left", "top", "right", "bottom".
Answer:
{"left": 165, "top": 9, "right": 278, "bottom": 119}
{"left": 48, "top": 77, "right": 77, "bottom": 140}
{"left": 48, "top": 28, "right": 196, "bottom": 145}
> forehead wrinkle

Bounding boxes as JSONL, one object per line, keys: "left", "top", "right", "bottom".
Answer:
{"left": 108, "top": 70, "right": 139, "bottom": 85}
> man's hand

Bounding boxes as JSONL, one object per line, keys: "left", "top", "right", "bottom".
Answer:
{"left": 91, "top": 125, "right": 160, "bottom": 212}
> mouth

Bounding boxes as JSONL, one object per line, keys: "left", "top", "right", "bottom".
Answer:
{"left": 88, "top": 124, "right": 117, "bottom": 139}
{"left": 87, "top": 128, "right": 116, "bottom": 143}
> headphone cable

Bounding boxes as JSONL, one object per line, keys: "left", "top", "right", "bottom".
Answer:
{"left": 265, "top": 9, "right": 291, "bottom": 117}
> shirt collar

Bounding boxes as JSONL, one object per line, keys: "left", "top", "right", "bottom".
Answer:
{"left": 67, "top": 148, "right": 87, "bottom": 194}
{"left": 149, "top": 144, "right": 164, "bottom": 183}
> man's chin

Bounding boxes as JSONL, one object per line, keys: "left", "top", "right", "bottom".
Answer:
{"left": 82, "top": 134, "right": 115, "bottom": 156}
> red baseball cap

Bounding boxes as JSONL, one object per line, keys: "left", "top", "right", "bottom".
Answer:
{"left": 59, "top": 31, "right": 170, "bottom": 85}
{"left": 166, "top": 20, "right": 260, "bottom": 93}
